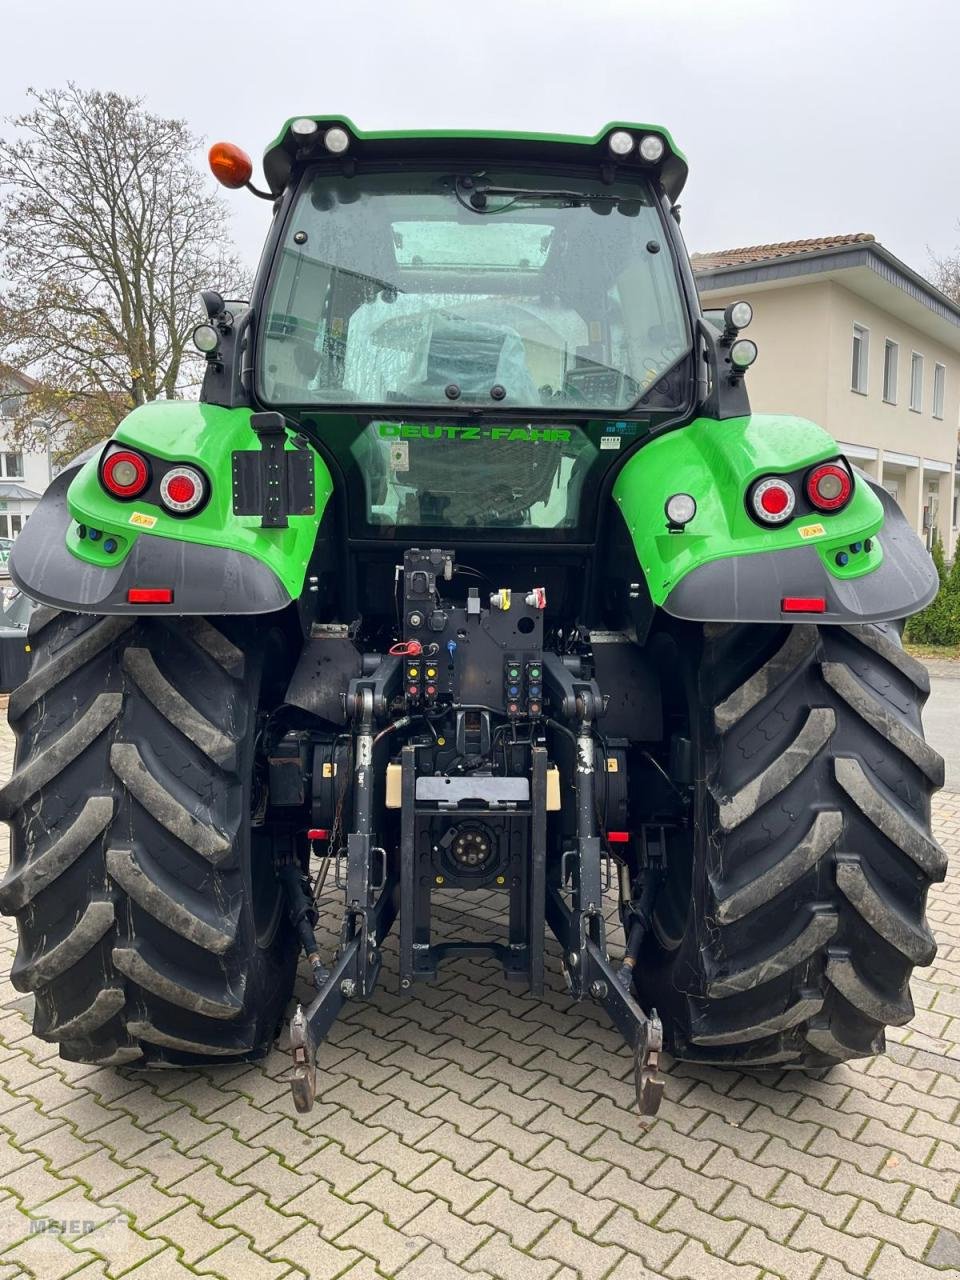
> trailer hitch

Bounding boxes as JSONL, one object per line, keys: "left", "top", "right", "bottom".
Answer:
{"left": 283, "top": 1005, "right": 317, "bottom": 1114}
{"left": 635, "top": 1010, "right": 665, "bottom": 1116}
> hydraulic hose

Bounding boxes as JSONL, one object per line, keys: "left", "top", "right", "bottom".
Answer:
{"left": 276, "top": 861, "right": 329, "bottom": 989}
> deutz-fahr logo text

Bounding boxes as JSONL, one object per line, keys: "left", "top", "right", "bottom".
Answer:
{"left": 377, "top": 424, "right": 572, "bottom": 442}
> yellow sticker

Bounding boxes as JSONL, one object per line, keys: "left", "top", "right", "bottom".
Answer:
{"left": 129, "top": 511, "right": 157, "bottom": 528}
{"left": 798, "top": 523, "right": 826, "bottom": 540}
{"left": 606, "top": 758, "right": 619, "bottom": 773}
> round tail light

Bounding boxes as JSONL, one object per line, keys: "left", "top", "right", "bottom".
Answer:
{"left": 159, "top": 465, "right": 207, "bottom": 514}
{"left": 101, "top": 449, "right": 149, "bottom": 499}
{"left": 806, "top": 462, "right": 853, "bottom": 512}
{"left": 750, "top": 476, "right": 796, "bottom": 524}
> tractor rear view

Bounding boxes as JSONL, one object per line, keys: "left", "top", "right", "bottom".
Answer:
{"left": 1, "top": 119, "right": 943, "bottom": 1117}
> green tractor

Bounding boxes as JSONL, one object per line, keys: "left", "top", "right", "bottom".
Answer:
{"left": 1, "top": 119, "right": 944, "bottom": 1115}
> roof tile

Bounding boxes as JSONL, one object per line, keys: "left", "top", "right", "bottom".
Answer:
{"left": 691, "top": 233, "right": 875, "bottom": 271}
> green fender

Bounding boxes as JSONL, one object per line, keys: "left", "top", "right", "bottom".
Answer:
{"left": 611, "top": 414, "right": 936, "bottom": 624}
{"left": 9, "top": 402, "right": 334, "bottom": 614}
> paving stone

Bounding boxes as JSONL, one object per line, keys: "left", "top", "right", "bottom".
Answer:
{"left": 926, "top": 1227, "right": 960, "bottom": 1270}
{"left": 525, "top": 1137, "right": 608, "bottom": 1194}
{"left": 336, "top": 1210, "right": 429, "bottom": 1273}
{"left": 129, "top": 1139, "right": 206, "bottom": 1190}
{"left": 214, "top": 1191, "right": 301, "bottom": 1252}
{"left": 1, "top": 1230, "right": 99, "bottom": 1280}
{"left": 422, "top": 1092, "right": 499, "bottom": 1138}
{"left": 354, "top": 1131, "right": 437, "bottom": 1183}
{"left": 529, "top": 1174, "right": 617, "bottom": 1234}
{"left": 463, "top": 1229, "right": 560, "bottom": 1280}
{"left": 0, "top": 1157, "right": 82, "bottom": 1210}
{"left": 197, "top": 1232, "right": 292, "bottom": 1280}
{"left": 190, "top": 1127, "right": 265, "bottom": 1179}
{"left": 594, "top": 1207, "right": 686, "bottom": 1271}
{"left": 470, "top": 1149, "right": 553, "bottom": 1204}
{"left": 414, "top": 1120, "right": 496, "bottom": 1173}
{"left": 404, "top": 1198, "right": 494, "bottom": 1263}
{"left": 658, "top": 1194, "right": 746, "bottom": 1256}
{"left": 752, "top": 1137, "right": 836, "bottom": 1187}
{"left": 167, "top": 1165, "right": 250, "bottom": 1217}
{"left": 99, "top": 1173, "right": 191, "bottom": 1230}
{"left": 408, "top": 1156, "right": 494, "bottom": 1215}
{"left": 466, "top": 1185, "right": 557, "bottom": 1249}
{"left": 266, "top": 1223, "right": 360, "bottom": 1278}
{"left": 728, "top": 1225, "right": 820, "bottom": 1280}
{"left": 302, "top": 1141, "right": 375, "bottom": 1193}
{"left": 531, "top": 1219, "right": 624, "bottom": 1280}
{"left": 125, "top": 1244, "right": 213, "bottom": 1280}
{"left": 825, "top": 1160, "right": 910, "bottom": 1216}
{"left": 788, "top": 1211, "right": 880, "bottom": 1274}
{"left": 713, "top": 1183, "right": 802, "bottom": 1243}
{"left": 646, "top": 1155, "right": 731, "bottom": 1212}
{"left": 869, "top": 1241, "right": 960, "bottom": 1279}
{"left": 279, "top": 1179, "right": 368, "bottom": 1240}
{"left": 398, "top": 1241, "right": 497, "bottom": 1280}
{"left": 235, "top": 1153, "right": 312, "bottom": 1207}
{"left": 349, "top": 1167, "right": 434, "bottom": 1227}
{"left": 526, "top": 1104, "right": 607, "bottom": 1154}
{"left": 472, "top": 1114, "right": 551, "bottom": 1163}
{"left": 664, "top": 1238, "right": 762, "bottom": 1280}
{"left": 587, "top": 1166, "right": 674, "bottom": 1223}
{"left": 147, "top": 1200, "right": 239, "bottom": 1264}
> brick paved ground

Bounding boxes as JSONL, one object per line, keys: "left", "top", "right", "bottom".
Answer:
{"left": 1, "top": 715, "right": 960, "bottom": 1278}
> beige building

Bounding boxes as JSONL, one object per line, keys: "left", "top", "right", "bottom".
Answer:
{"left": 694, "top": 234, "right": 960, "bottom": 558}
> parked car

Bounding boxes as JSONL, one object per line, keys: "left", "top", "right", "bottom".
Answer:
{"left": 0, "top": 586, "right": 34, "bottom": 691}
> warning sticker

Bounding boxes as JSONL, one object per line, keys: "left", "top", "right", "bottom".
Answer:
{"left": 600, "top": 436, "right": 621, "bottom": 451}
{"left": 129, "top": 511, "right": 157, "bottom": 528}
{"left": 797, "top": 522, "right": 826, "bottom": 540}
{"left": 389, "top": 441, "right": 409, "bottom": 472}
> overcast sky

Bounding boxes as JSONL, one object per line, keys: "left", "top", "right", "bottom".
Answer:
{"left": 3, "top": 0, "right": 958, "bottom": 282}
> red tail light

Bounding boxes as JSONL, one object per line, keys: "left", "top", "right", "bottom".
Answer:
{"left": 159, "top": 466, "right": 208, "bottom": 515}
{"left": 750, "top": 476, "right": 796, "bottom": 524}
{"left": 806, "top": 462, "right": 853, "bottom": 512}
{"left": 782, "top": 596, "right": 826, "bottom": 613}
{"left": 101, "top": 449, "right": 149, "bottom": 499}
{"left": 127, "top": 588, "right": 173, "bottom": 604}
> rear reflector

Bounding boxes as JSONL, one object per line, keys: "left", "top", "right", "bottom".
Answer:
{"left": 127, "top": 588, "right": 173, "bottom": 604}
{"left": 307, "top": 828, "right": 330, "bottom": 841}
{"left": 781, "top": 596, "right": 826, "bottom": 613}
{"left": 606, "top": 831, "right": 631, "bottom": 844}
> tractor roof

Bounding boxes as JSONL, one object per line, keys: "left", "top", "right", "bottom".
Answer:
{"left": 262, "top": 118, "right": 688, "bottom": 203}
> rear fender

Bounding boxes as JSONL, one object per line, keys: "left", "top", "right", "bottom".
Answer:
{"left": 10, "top": 402, "right": 333, "bottom": 615}
{"left": 612, "top": 414, "right": 937, "bottom": 624}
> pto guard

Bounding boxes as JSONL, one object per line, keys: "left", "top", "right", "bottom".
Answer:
{"left": 9, "top": 402, "right": 333, "bottom": 615}
{"left": 612, "top": 414, "right": 938, "bottom": 625}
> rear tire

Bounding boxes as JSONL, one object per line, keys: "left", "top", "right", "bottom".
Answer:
{"left": 634, "top": 620, "right": 945, "bottom": 1068}
{"left": 0, "top": 609, "right": 298, "bottom": 1067}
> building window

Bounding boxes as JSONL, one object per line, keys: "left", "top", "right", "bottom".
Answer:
{"left": 851, "top": 325, "right": 869, "bottom": 393}
{"left": 934, "top": 363, "right": 946, "bottom": 419}
{"left": 0, "top": 515, "right": 22, "bottom": 539}
{"left": 910, "top": 352, "right": 924, "bottom": 412}
{"left": 0, "top": 395, "right": 20, "bottom": 420}
{"left": 0, "top": 453, "right": 23, "bottom": 479}
{"left": 883, "top": 340, "right": 898, "bottom": 403}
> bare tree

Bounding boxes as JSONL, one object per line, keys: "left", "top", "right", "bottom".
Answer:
{"left": 0, "top": 85, "right": 250, "bottom": 457}
{"left": 933, "top": 248, "right": 960, "bottom": 306}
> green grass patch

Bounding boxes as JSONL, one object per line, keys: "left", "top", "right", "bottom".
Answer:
{"left": 904, "top": 643, "right": 960, "bottom": 660}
